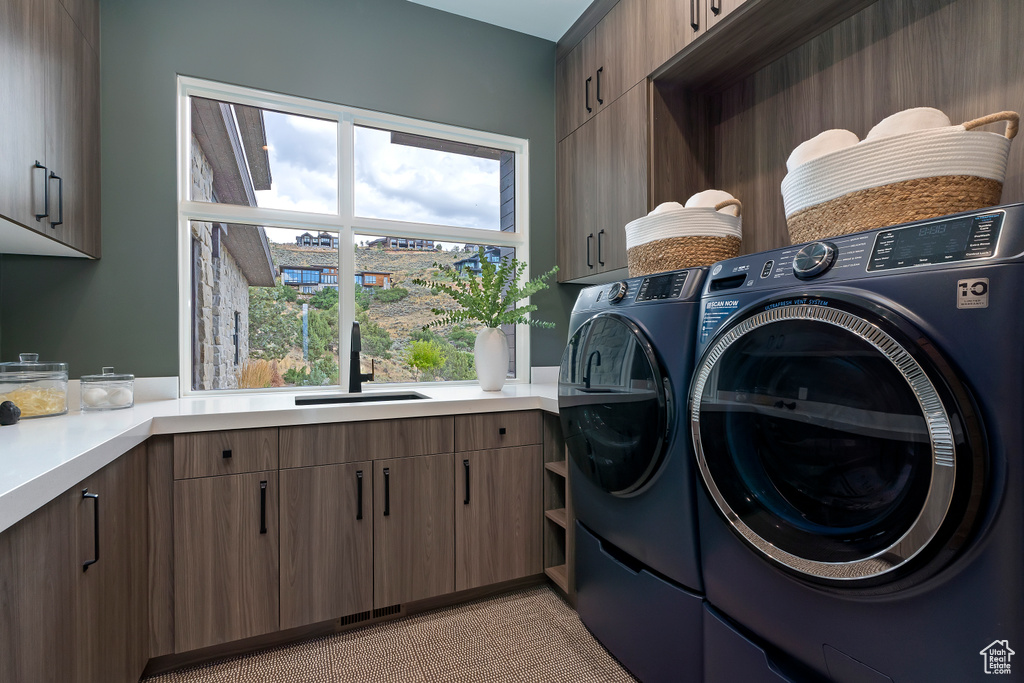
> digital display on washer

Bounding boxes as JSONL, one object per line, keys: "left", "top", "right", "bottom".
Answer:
{"left": 867, "top": 211, "right": 1003, "bottom": 271}
{"left": 636, "top": 271, "right": 688, "bottom": 301}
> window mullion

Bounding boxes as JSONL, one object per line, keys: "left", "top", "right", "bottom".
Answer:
{"left": 339, "top": 114, "right": 357, "bottom": 392}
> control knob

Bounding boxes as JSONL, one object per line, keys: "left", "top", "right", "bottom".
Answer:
{"left": 792, "top": 241, "right": 838, "bottom": 280}
{"left": 608, "top": 281, "right": 628, "bottom": 303}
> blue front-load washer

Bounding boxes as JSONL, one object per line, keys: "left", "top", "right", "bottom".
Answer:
{"left": 690, "top": 205, "right": 1024, "bottom": 682}
{"left": 559, "top": 267, "right": 707, "bottom": 683}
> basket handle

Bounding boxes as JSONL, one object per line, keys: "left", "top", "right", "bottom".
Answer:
{"left": 962, "top": 111, "right": 1018, "bottom": 139}
{"left": 714, "top": 198, "right": 742, "bottom": 217}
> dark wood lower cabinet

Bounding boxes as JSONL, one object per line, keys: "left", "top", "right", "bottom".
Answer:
{"left": 373, "top": 453, "right": 455, "bottom": 608}
{"left": 76, "top": 443, "right": 149, "bottom": 682}
{"left": 0, "top": 444, "right": 147, "bottom": 683}
{"left": 0, "top": 485, "right": 77, "bottom": 683}
{"left": 456, "top": 446, "right": 543, "bottom": 591}
{"left": 280, "top": 462, "right": 373, "bottom": 629}
{"left": 174, "top": 470, "right": 280, "bottom": 652}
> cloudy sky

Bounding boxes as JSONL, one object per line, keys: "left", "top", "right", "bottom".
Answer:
{"left": 253, "top": 110, "right": 500, "bottom": 244}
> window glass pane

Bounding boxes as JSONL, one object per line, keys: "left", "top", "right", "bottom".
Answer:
{"left": 354, "top": 234, "right": 517, "bottom": 383}
{"left": 190, "top": 221, "right": 340, "bottom": 390}
{"left": 189, "top": 97, "right": 338, "bottom": 213}
{"left": 354, "top": 126, "right": 512, "bottom": 231}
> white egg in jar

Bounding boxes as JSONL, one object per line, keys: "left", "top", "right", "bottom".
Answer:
{"left": 82, "top": 387, "right": 109, "bottom": 407}
{"left": 108, "top": 387, "right": 133, "bottom": 406}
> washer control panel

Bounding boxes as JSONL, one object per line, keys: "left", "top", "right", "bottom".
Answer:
{"left": 636, "top": 270, "right": 689, "bottom": 301}
{"left": 867, "top": 211, "right": 1004, "bottom": 271}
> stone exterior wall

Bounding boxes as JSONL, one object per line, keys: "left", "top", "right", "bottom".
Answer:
{"left": 191, "top": 135, "right": 251, "bottom": 390}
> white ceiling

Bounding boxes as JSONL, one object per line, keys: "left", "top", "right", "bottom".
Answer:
{"left": 406, "top": 0, "right": 591, "bottom": 42}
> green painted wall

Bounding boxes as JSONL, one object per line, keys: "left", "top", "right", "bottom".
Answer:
{"left": 0, "top": 0, "right": 575, "bottom": 378}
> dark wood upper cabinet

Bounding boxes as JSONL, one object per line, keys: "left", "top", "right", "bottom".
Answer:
{"left": 455, "top": 446, "right": 543, "bottom": 591}
{"left": 373, "top": 453, "right": 455, "bottom": 608}
{"left": 0, "top": 0, "right": 100, "bottom": 258}
{"left": 647, "top": 0, "right": 707, "bottom": 77}
{"left": 556, "top": 0, "right": 647, "bottom": 142}
{"left": 279, "top": 462, "right": 374, "bottom": 629}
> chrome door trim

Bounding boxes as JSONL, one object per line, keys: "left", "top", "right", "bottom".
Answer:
{"left": 690, "top": 302, "right": 956, "bottom": 581}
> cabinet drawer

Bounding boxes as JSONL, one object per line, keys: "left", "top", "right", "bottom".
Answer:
{"left": 280, "top": 416, "right": 454, "bottom": 468}
{"left": 173, "top": 428, "right": 279, "bottom": 479}
{"left": 455, "top": 411, "right": 542, "bottom": 452}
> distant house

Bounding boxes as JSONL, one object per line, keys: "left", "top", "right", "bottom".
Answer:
{"left": 271, "top": 243, "right": 339, "bottom": 294}
{"left": 296, "top": 231, "right": 340, "bottom": 249}
{"left": 453, "top": 246, "right": 506, "bottom": 275}
{"left": 355, "top": 271, "right": 392, "bottom": 288}
{"left": 366, "top": 236, "right": 435, "bottom": 250}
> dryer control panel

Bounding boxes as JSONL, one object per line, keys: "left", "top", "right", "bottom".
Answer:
{"left": 867, "top": 211, "right": 1002, "bottom": 270}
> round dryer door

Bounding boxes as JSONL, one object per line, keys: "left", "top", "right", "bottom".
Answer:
{"left": 690, "top": 295, "right": 985, "bottom": 586}
{"left": 558, "top": 313, "right": 671, "bottom": 496}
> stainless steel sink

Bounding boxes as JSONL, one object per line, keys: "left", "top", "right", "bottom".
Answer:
{"left": 294, "top": 392, "right": 428, "bottom": 406}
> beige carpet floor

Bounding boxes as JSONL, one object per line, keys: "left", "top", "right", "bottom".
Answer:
{"left": 144, "top": 585, "right": 638, "bottom": 682}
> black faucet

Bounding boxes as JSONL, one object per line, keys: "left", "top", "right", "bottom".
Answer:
{"left": 583, "top": 349, "right": 601, "bottom": 389}
{"left": 349, "top": 322, "right": 375, "bottom": 393}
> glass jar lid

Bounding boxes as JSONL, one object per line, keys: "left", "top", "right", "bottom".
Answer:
{"left": 81, "top": 366, "right": 134, "bottom": 382}
{"left": 0, "top": 353, "right": 69, "bottom": 375}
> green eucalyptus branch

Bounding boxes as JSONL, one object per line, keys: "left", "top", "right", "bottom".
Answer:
{"left": 412, "top": 247, "right": 558, "bottom": 329}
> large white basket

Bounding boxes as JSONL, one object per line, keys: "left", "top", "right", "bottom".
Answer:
{"left": 781, "top": 111, "right": 1018, "bottom": 244}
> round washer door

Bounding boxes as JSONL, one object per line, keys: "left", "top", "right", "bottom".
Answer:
{"left": 558, "top": 313, "right": 671, "bottom": 496}
{"left": 690, "top": 296, "right": 984, "bottom": 585}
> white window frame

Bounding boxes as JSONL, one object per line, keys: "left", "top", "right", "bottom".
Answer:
{"left": 176, "top": 76, "right": 531, "bottom": 397}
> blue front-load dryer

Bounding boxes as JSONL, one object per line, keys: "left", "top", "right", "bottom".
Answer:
{"left": 690, "top": 205, "right": 1024, "bottom": 682}
{"left": 559, "top": 267, "right": 707, "bottom": 683}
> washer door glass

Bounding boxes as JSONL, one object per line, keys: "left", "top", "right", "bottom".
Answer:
{"left": 690, "top": 299, "right": 979, "bottom": 582}
{"left": 559, "top": 314, "right": 670, "bottom": 496}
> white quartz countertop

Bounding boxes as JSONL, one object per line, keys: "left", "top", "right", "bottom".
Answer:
{"left": 0, "top": 383, "right": 559, "bottom": 534}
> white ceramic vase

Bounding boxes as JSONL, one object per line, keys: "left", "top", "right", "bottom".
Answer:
{"left": 474, "top": 327, "right": 509, "bottom": 391}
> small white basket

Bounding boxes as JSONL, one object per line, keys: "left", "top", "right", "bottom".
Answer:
{"left": 624, "top": 200, "right": 742, "bottom": 276}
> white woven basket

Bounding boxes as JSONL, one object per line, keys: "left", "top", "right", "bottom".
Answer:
{"left": 624, "top": 200, "right": 742, "bottom": 276}
{"left": 781, "top": 111, "right": 1018, "bottom": 243}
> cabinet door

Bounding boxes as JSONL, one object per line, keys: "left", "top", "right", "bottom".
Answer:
{"left": 280, "top": 463, "right": 373, "bottom": 629}
{"left": 647, "top": 0, "right": 706, "bottom": 74}
{"left": 174, "top": 471, "right": 280, "bottom": 652}
{"left": 455, "top": 446, "right": 542, "bottom": 591}
{"left": 44, "top": 0, "right": 83, "bottom": 249}
{"left": 594, "top": 0, "right": 647, "bottom": 111}
{"left": 0, "top": 0, "right": 48, "bottom": 230}
{"left": 594, "top": 81, "right": 648, "bottom": 274}
{"left": 76, "top": 444, "right": 149, "bottom": 683}
{"left": 557, "top": 116, "right": 601, "bottom": 282}
{"left": 0, "top": 488, "right": 77, "bottom": 682}
{"left": 706, "top": 0, "right": 745, "bottom": 30}
{"left": 73, "top": 38, "right": 100, "bottom": 257}
{"left": 373, "top": 454, "right": 454, "bottom": 607}
{"left": 556, "top": 31, "right": 596, "bottom": 142}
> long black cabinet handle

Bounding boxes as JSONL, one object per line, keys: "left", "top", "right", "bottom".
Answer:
{"left": 690, "top": 0, "right": 700, "bottom": 30}
{"left": 598, "top": 229, "right": 605, "bottom": 266}
{"left": 383, "top": 468, "right": 390, "bottom": 516}
{"left": 711, "top": 0, "right": 721, "bottom": 14}
{"left": 82, "top": 490, "right": 99, "bottom": 571}
{"left": 463, "top": 459, "right": 470, "bottom": 505}
{"left": 587, "top": 233, "right": 594, "bottom": 268}
{"left": 356, "top": 470, "right": 364, "bottom": 520}
{"left": 34, "top": 161, "right": 49, "bottom": 221}
{"left": 49, "top": 172, "right": 63, "bottom": 227}
{"left": 585, "top": 76, "right": 592, "bottom": 113}
{"left": 596, "top": 67, "right": 604, "bottom": 104}
{"left": 259, "top": 481, "right": 268, "bottom": 534}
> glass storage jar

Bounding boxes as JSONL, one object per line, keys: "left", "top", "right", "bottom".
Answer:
{"left": 0, "top": 353, "right": 69, "bottom": 418}
{"left": 80, "top": 367, "right": 134, "bottom": 411}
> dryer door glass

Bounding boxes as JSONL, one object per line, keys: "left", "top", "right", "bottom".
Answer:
{"left": 690, "top": 300, "right": 978, "bottom": 582}
{"left": 559, "top": 314, "right": 670, "bottom": 496}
